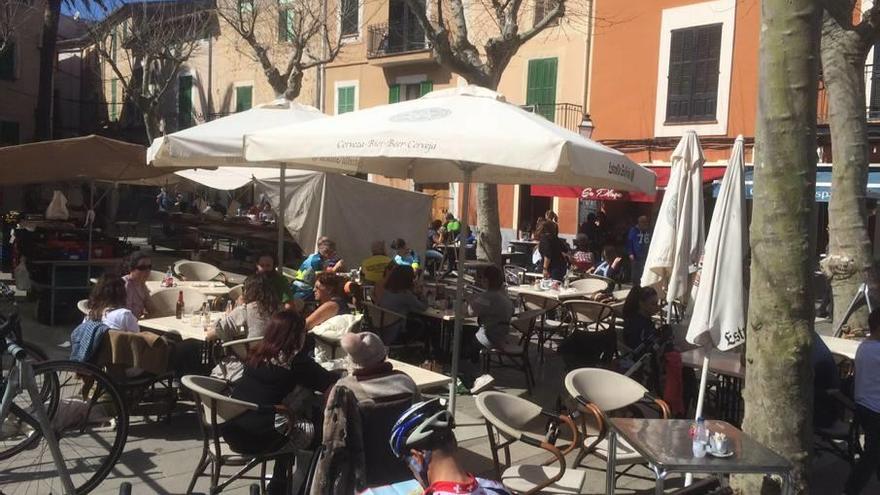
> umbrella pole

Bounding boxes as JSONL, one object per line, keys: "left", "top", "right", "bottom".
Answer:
{"left": 448, "top": 167, "right": 473, "bottom": 415}
{"left": 684, "top": 353, "right": 711, "bottom": 487}
{"left": 277, "top": 164, "right": 286, "bottom": 266}
{"left": 87, "top": 181, "right": 95, "bottom": 283}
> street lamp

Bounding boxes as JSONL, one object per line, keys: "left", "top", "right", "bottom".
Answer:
{"left": 579, "top": 113, "right": 594, "bottom": 139}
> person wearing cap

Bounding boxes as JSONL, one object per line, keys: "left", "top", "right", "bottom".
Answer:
{"left": 334, "top": 331, "right": 418, "bottom": 404}
{"left": 360, "top": 240, "right": 393, "bottom": 285}
{"left": 390, "top": 398, "right": 510, "bottom": 494}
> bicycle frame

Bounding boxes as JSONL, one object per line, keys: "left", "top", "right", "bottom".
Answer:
{"left": 1, "top": 338, "right": 76, "bottom": 494}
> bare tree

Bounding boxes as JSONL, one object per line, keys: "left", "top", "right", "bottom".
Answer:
{"left": 215, "top": 0, "right": 343, "bottom": 100}
{"left": 733, "top": 0, "right": 822, "bottom": 492}
{"left": 83, "top": 0, "right": 213, "bottom": 143}
{"left": 820, "top": 1, "right": 880, "bottom": 334}
{"left": 403, "top": 0, "right": 585, "bottom": 264}
{"left": 0, "top": 0, "right": 38, "bottom": 55}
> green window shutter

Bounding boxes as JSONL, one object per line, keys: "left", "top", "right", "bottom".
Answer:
{"left": 0, "top": 121, "right": 19, "bottom": 146}
{"left": 0, "top": 42, "right": 15, "bottom": 81}
{"left": 278, "top": 8, "right": 294, "bottom": 41}
{"left": 178, "top": 75, "right": 193, "bottom": 128}
{"left": 526, "top": 57, "right": 558, "bottom": 122}
{"left": 337, "top": 86, "right": 355, "bottom": 113}
{"left": 419, "top": 80, "right": 433, "bottom": 96}
{"left": 235, "top": 86, "right": 253, "bottom": 112}
{"left": 389, "top": 84, "right": 400, "bottom": 103}
{"left": 110, "top": 79, "right": 118, "bottom": 121}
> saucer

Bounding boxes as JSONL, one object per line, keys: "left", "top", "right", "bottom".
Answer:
{"left": 707, "top": 448, "right": 734, "bottom": 458}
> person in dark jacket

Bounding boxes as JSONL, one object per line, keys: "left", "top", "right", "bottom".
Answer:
{"left": 621, "top": 286, "right": 660, "bottom": 351}
{"left": 223, "top": 310, "right": 338, "bottom": 495}
{"left": 539, "top": 221, "right": 568, "bottom": 282}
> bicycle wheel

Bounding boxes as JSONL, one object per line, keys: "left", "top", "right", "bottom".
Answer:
{"left": 0, "top": 342, "right": 54, "bottom": 458}
{"left": 0, "top": 360, "right": 129, "bottom": 494}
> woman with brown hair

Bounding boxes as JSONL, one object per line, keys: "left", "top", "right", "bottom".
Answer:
{"left": 305, "top": 272, "right": 350, "bottom": 330}
{"left": 85, "top": 274, "right": 139, "bottom": 332}
{"left": 205, "top": 272, "right": 281, "bottom": 341}
{"left": 222, "top": 310, "right": 338, "bottom": 495}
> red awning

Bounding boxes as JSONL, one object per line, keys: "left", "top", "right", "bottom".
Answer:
{"left": 531, "top": 166, "right": 727, "bottom": 203}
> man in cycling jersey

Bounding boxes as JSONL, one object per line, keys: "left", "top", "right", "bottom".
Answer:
{"left": 390, "top": 398, "right": 510, "bottom": 495}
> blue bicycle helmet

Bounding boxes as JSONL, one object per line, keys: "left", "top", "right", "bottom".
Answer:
{"left": 389, "top": 398, "right": 455, "bottom": 458}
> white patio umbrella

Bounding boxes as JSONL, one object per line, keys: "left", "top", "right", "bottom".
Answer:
{"left": 243, "top": 85, "right": 657, "bottom": 412}
{"left": 148, "top": 99, "right": 326, "bottom": 265}
{"left": 641, "top": 130, "right": 706, "bottom": 320}
{"left": 686, "top": 135, "right": 748, "bottom": 416}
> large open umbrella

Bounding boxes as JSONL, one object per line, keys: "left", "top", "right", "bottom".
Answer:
{"left": 148, "top": 100, "right": 327, "bottom": 265}
{"left": 641, "top": 130, "right": 706, "bottom": 320}
{"left": 243, "top": 85, "right": 657, "bottom": 411}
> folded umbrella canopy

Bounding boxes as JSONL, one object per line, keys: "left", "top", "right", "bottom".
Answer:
{"left": 243, "top": 85, "right": 657, "bottom": 413}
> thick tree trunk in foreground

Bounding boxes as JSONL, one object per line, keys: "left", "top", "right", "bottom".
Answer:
{"left": 820, "top": 12, "right": 879, "bottom": 334}
{"left": 734, "top": 0, "right": 820, "bottom": 493}
{"left": 34, "top": 0, "right": 61, "bottom": 140}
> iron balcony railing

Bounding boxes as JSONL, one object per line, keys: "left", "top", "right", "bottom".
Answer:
{"left": 520, "top": 103, "right": 585, "bottom": 133}
{"left": 367, "top": 21, "right": 430, "bottom": 58}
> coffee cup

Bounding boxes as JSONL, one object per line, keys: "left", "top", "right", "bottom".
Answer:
{"left": 710, "top": 432, "right": 729, "bottom": 454}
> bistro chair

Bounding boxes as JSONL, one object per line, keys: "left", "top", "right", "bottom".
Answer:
{"left": 519, "top": 293, "right": 565, "bottom": 362}
{"left": 562, "top": 300, "right": 615, "bottom": 333}
{"left": 182, "top": 375, "right": 296, "bottom": 495}
{"left": 147, "top": 270, "right": 167, "bottom": 282}
{"left": 479, "top": 309, "right": 545, "bottom": 394}
{"left": 564, "top": 368, "right": 670, "bottom": 483}
{"left": 148, "top": 288, "right": 208, "bottom": 318}
{"left": 361, "top": 302, "right": 425, "bottom": 356}
{"left": 176, "top": 261, "right": 227, "bottom": 283}
{"left": 77, "top": 299, "right": 89, "bottom": 316}
{"left": 568, "top": 277, "right": 610, "bottom": 294}
{"left": 475, "top": 391, "right": 586, "bottom": 494}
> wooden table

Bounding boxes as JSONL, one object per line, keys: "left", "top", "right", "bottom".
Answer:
{"left": 389, "top": 359, "right": 452, "bottom": 391}
{"left": 139, "top": 311, "right": 225, "bottom": 340}
{"left": 821, "top": 334, "right": 861, "bottom": 360}
{"left": 146, "top": 281, "right": 231, "bottom": 297}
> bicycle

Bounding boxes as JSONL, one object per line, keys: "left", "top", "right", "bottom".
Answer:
{"left": 0, "top": 301, "right": 129, "bottom": 494}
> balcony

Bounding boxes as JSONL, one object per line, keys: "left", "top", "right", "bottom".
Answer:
{"left": 520, "top": 103, "right": 585, "bottom": 134}
{"left": 367, "top": 21, "right": 433, "bottom": 67}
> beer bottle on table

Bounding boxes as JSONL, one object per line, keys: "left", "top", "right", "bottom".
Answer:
{"left": 175, "top": 290, "right": 184, "bottom": 319}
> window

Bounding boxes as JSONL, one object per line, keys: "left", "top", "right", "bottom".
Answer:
{"left": 0, "top": 41, "right": 14, "bottom": 81}
{"left": 235, "top": 85, "right": 253, "bottom": 112}
{"left": 337, "top": 85, "right": 356, "bottom": 114}
{"left": 110, "top": 78, "right": 118, "bottom": 121}
{"left": 533, "top": 0, "right": 559, "bottom": 27}
{"left": 868, "top": 43, "right": 880, "bottom": 120}
{"left": 340, "top": 0, "right": 359, "bottom": 37}
{"left": 665, "top": 23, "right": 722, "bottom": 123}
{"left": 389, "top": 80, "right": 432, "bottom": 102}
{"left": 0, "top": 121, "right": 19, "bottom": 146}
{"left": 526, "top": 58, "right": 558, "bottom": 122}
{"left": 278, "top": 0, "right": 295, "bottom": 42}
{"left": 178, "top": 75, "right": 193, "bottom": 129}
{"left": 239, "top": 0, "right": 254, "bottom": 17}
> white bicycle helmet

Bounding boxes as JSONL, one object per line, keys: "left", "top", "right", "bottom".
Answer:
{"left": 389, "top": 398, "right": 455, "bottom": 458}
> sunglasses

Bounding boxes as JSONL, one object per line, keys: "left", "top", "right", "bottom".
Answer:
{"left": 134, "top": 265, "right": 152, "bottom": 271}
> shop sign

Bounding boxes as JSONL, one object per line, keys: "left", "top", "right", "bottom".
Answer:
{"left": 580, "top": 187, "right": 626, "bottom": 201}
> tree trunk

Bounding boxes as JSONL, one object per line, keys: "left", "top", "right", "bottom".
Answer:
{"left": 820, "top": 19, "right": 879, "bottom": 334}
{"left": 476, "top": 183, "right": 502, "bottom": 265}
{"left": 143, "top": 108, "right": 161, "bottom": 145}
{"left": 34, "top": 0, "right": 62, "bottom": 140}
{"left": 733, "top": 0, "right": 820, "bottom": 493}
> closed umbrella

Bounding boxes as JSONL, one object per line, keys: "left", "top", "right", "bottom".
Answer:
{"left": 244, "top": 85, "right": 657, "bottom": 412}
{"left": 641, "top": 130, "right": 705, "bottom": 320}
{"left": 686, "top": 135, "right": 748, "bottom": 416}
{"left": 149, "top": 100, "right": 326, "bottom": 266}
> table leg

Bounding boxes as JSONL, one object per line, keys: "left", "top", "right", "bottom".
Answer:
{"left": 606, "top": 431, "right": 617, "bottom": 495}
{"left": 650, "top": 466, "right": 668, "bottom": 495}
{"left": 50, "top": 264, "right": 56, "bottom": 326}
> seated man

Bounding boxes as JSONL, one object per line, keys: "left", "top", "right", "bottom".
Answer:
{"left": 255, "top": 253, "right": 294, "bottom": 305}
{"left": 361, "top": 240, "right": 393, "bottom": 285}
{"left": 469, "top": 266, "right": 513, "bottom": 350}
{"left": 293, "top": 237, "right": 344, "bottom": 300}
{"left": 390, "top": 398, "right": 510, "bottom": 494}
{"left": 391, "top": 238, "right": 421, "bottom": 271}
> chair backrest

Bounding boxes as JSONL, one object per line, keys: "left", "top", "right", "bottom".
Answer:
{"left": 564, "top": 368, "right": 649, "bottom": 413}
{"left": 503, "top": 265, "right": 526, "bottom": 286}
{"left": 569, "top": 278, "right": 610, "bottom": 294}
{"left": 176, "top": 261, "right": 222, "bottom": 281}
{"left": 519, "top": 293, "right": 559, "bottom": 312}
{"left": 147, "top": 270, "right": 167, "bottom": 282}
{"left": 475, "top": 391, "right": 546, "bottom": 443}
{"left": 359, "top": 395, "right": 416, "bottom": 486}
{"left": 227, "top": 284, "right": 244, "bottom": 303}
{"left": 563, "top": 300, "right": 615, "bottom": 330}
{"left": 222, "top": 336, "right": 264, "bottom": 360}
{"left": 148, "top": 288, "right": 208, "bottom": 317}
{"left": 77, "top": 299, "right": 89, "bottom": 316}
{"left": 363, "top": 302, "right": 405, "bottom": 330}
{"left": 182, "top": 375, "right": 257, "bottom": 426}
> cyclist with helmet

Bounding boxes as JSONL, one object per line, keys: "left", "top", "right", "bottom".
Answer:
{"left": 390, "top": 398, "right": 510, "bottom": 495}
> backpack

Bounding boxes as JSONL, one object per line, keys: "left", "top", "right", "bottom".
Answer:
{"left": 309, "top": 385, "right": 367, "bottom": 495}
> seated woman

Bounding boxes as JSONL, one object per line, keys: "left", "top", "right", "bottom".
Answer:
{"left": 569, "top": 233, "right": 595, "bottom": 274}
{"left": 305, "top": 272, "right": 350, "bottom": 330}
{"left": 206, "top": 273, "right": 281, "bottom": 342}
{"left": 86, "top": 274, "right": 140, "bottom": 333}
{"left": 621, "top": 286, "right": 660, "bottom": 352}
{"left": 390, "top": 238, "right": 421, "bottom": 271}
{"left": 469, "top": 266, "right": 514, "bottom": 350}
{"left": 222, "top": 310, "right": 338, "bottom": 495}
{"left": 375, "top": 265, "right": 427, "bottom": 344}
{"left": 592, "top": 245, "right": 623, "bottom": 279}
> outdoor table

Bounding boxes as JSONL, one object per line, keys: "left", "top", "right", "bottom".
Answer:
{"left": 221, "top": 271, "right": 247, "bottom": 285}
{"left": 681, "top": 348, "right": 744, "bottom": 425}
{"left": 606, "top": 418, "right": 792, "bottom": 495}
{"left": 115, "top": 220, "right": 139, "bottom": 243}
{"left": 508, "top": 240, "right": 538, "bottom": 254}
{"left": 820, "top": 334, "right": 861, "bottom": 360}
{"left": 138, "top": 311, "right": 226, "bottom": 340}
{"left": 146, "top": 281, "right": 231, "bottom": 297}
{"left": 389, "top": 359, "right": 452, "bottom": 391}
{"left": 416, "top": 307, "right": 478, "bottom": 353}
{"left": 29, "top": 258, "right": 123, "bottom": 325}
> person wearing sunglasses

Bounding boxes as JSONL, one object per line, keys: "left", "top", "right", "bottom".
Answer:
{"left": 390, "top": 398, "right": 509, "bottom": 494}
{"left": 123, "top": 252, "right": 154, "bottom": 318}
